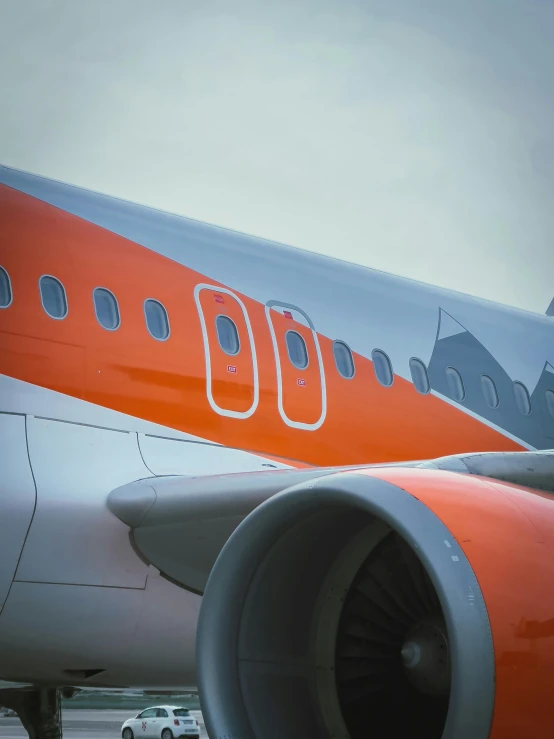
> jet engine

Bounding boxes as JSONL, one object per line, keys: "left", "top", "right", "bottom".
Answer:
{"left": 196, "top": 467, "right": 554, "bottom": 739}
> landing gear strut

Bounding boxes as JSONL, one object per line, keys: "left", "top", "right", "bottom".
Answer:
{"left": 0, "top": 687, "right": 62, "bottom": 739}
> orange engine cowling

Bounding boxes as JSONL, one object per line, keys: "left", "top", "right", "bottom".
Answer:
{"left": 196, "top": 467, "right": 554, "bottom": 739}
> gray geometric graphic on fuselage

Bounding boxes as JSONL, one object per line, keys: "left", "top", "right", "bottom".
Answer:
{"left": 428, "top": 310, "right": 546, "bottom": 449}
{"left": 531, "top": 362, "right": 554, "bottom": 441}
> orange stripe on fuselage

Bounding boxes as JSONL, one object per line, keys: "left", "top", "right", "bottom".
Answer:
{"left": 0, "top": 185, "right": 524, "bottom": 465}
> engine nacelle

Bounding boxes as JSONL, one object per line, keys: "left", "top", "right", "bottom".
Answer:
{"left": 197, "top": 467, "right": 554, "bottom": 739}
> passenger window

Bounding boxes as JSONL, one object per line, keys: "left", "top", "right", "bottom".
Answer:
{"left": 513, "top": 381, "right": 531, "bottom": 416}
{"left": 39, "top": 275, "right": 67, "bottom": 319}
{"left": 93, "top": 288, "right": 120, "bottom": 330}
{"left": 333, "top": 341, "right": 355, "bottom": 379}
{"left": 285, "top": 330, "right": 309, "bottom": 369}
{"left": 144, "top": 299, "right": 170, "bottom": 341}
{"left": 409, "top": 357, "right": 430, "bottom": 394}
{"left": 372, "top": 349, "right": 393, "bottom": 387}
{"left": 481, "top": 375, "right": 499, "bottom": 409}
{"left": 215, "top": 315, "right": 240, "bottom": 355}
{"left": 157, "top": 709, "right": 168, "bottom": 718}
{"left": 546, "top": 390, "right": 554, "bottom": 420}
{"left": 0, "top": 266, "right": 12, "bottom": 308}
{"left": 445, "top": 366, "right": 465, "bottom": 402}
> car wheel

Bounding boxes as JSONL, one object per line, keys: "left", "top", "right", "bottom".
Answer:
{"left": 161, "top": 730, "right": 174, "bottom": 739}
{"left": 122, "top": 728, "right": 134, "bottom": 739}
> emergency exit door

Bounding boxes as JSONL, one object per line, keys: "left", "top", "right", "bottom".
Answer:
{"left": 265, "top": 300, "right": 326, "bottom": 430}
{"left": 194, "top": 284, "right": 259, "bottom": 419}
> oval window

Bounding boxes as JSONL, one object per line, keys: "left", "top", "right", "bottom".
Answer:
{"left": 0, "top": 266, "right": 12, "bottom": 308}
{"left": 144, "top": 299, "right": 170, "bottom": 341}
{"left": 445, "top": 366, "right": 465, "bottom": 402}
{"left": 39, "top": 275, "right": 67, "bottom": 319}
{"left": 409, "top": 357, "right": 430, "bottom": 394}
{"left": 93, "top": 288, "right": 120, "bottom": 330}
{"left": 372, "top": 349, "right": 393, "bottom": 387}
{"left": 286, "top": 331, "right": 308, "bottom": 370}
{"left": 546, "top": 390, "right": 554, "bottom": 421}
{"left": 513, "top": 381, "right": 531, "bottom": 416}
{"left": 481, "top": 375, "right": 499, "bottom": 409}
{"left": 333, "top": 341, "right": 355, "bottom": 379}
{"left": 215, "top": 315, "right": 240, "bottom": 355}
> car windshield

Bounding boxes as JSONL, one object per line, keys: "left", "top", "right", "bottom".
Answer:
{"left": 137, "top": 708, "right": 157, "bottom": 718}
{"left": 172, "top": 708, "right": 190, "bottom": 717}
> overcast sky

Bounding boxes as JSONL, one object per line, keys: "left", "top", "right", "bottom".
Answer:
{"left": 1, "top": 0, "right": 553, "bottom": 313}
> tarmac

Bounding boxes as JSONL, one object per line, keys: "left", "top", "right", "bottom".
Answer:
{"left": 0, "top": 709, "right": 207, "bottom": 738}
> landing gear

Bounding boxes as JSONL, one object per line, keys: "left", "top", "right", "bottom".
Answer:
{"left": 0, "top": 687, "right": 62, "bottom": 739}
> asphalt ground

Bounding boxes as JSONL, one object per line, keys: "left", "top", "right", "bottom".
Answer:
{"left": 0, "top": 709, "right": 207, "bottom": 738}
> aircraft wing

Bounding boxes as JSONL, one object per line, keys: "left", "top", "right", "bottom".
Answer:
{"left": 108, "top": 451, "right": 554, "bottom": 594}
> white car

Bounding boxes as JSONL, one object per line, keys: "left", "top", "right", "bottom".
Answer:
{"left": 121, "top": 705, "right": 200, "bottom": 739}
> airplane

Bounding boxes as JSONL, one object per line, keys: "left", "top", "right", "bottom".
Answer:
{"left": 0, "top": 162, "right": 553, "bottom": 739}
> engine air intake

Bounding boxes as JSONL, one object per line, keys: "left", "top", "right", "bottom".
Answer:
{"left": 336, "top": 531, "right": 449, "bottom": 737}
{"left": 197, "top": 472, "right": 495, "bottom": 739}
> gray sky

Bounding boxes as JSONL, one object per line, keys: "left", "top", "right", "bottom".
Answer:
{"left": 1, "top": 0, "right": 553, "bottom": 313}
